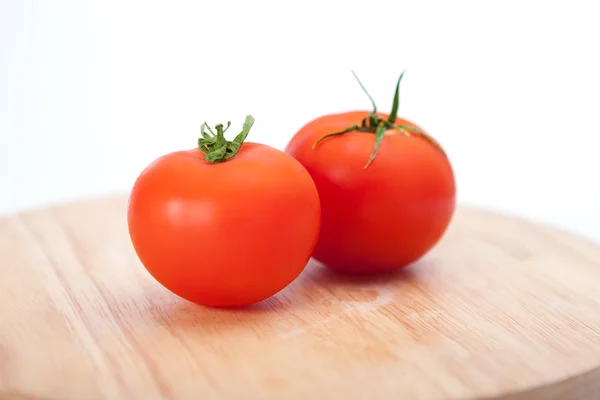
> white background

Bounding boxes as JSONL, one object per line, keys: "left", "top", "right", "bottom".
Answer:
{"left": 1, "top": 0, "right": 599, "bottom": 242}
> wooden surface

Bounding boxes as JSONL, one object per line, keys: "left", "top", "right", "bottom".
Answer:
{"left": 1, "top": 197, "right": 600, "bottom": 400}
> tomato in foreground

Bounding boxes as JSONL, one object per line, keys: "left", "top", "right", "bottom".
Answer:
{"left": 285, "top": 72, "right": 456, "bottom": 274}
{"left": 128, "top": 116, "right": 321, "bottom": 307}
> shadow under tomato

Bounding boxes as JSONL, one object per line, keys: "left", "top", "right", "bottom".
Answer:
{"left": 284, "top": 258, "right": 432, "bottom": 305}
{"left": 142, "top": 296, "right": 288, "bottom": 340}
{"left": 157, "top": 289, "right": 293, "bottom": 316}
{"left": 306, "top": 258, "right": 425, "bottom": 286}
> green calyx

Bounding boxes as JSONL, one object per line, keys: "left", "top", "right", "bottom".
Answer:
{"left": 313, "top": 71, "right": 446, "bottom": 168}
{"left": 198, "top": 115, "right": 255, "bottom": 163}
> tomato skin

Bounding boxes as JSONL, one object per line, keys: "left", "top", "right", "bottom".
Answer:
{"left": 284, "top": 111, "right": 456, "bottom": 274}
{"left": 127, "top": 142, "right": 321, "bottom": 307}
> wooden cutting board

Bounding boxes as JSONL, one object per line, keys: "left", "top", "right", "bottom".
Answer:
{"left": 1, "top": 196, "right": 600, "bottom": 400}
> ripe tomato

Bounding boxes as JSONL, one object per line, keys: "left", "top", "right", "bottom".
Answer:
{"left": 285, "top": 72, "right": 456, "bottom": 274}
{"left": 128, "top": 116, "right": 321, "bottom": 307}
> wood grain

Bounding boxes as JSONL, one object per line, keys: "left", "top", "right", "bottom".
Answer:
{"left": 1, "top": 196, "right": 600, "bottom": 400}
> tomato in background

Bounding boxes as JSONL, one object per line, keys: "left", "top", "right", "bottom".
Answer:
{"left": 285, "top": 72, "right": 456, "bottom": 274}
{"left": 128, "top": 116, "right": 321, "bottom": 307}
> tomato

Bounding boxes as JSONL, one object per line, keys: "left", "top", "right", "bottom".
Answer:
{"left": 127, "top": 116, "right": 321, "bottom": 307}
{"left": 285, "top": 72, "right": 456, "bottom": 274}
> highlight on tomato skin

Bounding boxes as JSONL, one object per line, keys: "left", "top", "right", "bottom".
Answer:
{"left": 284, "top": 72, "right": 456, "bottom": 274}
{"left": 127, "top": 115, "right": 322, "bottom": 307}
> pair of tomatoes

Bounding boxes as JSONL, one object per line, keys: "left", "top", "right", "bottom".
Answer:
{"left": 127, "top": 73, "right": 456, "bottom": 307}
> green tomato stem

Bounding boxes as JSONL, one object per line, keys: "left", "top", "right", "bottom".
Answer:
{"left": 312, "top": 71, "right": 446, "bottom": 168}
{"left": 198, "top": 115, "right": 255, "bottom": 163}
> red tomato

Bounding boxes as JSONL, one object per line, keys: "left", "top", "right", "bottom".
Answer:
{"left": 285, "top": 73, "right": 456, "bottom": 274}
{"left": 128, "top": 116, "right": 321, "bottom": 307}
